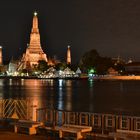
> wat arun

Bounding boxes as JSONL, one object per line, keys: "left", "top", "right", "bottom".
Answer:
{"left": 18, "top": 12, "right": 48, "bottom": 70}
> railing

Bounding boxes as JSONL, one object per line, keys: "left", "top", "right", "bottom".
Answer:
{"left": 36, "top": 108, "right": 140, "bottom": 134}
{"left": 0, "top": 99, "right": 28, "bottom": 120}
{"left": 1, "top": 99, "right": 140, "bottom": 135}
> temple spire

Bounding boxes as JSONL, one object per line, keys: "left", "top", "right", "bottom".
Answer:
{"left": 17, "top": 12, "right": 48, "bottom": 71}
{"left": 29, "top": 12, "right": 40, "bottom": 47}
{"left": 67, "top": 45, "right": 71, "bottom": 65}
{"left": 32, "top": 12, "right": 39, "bottom": 33}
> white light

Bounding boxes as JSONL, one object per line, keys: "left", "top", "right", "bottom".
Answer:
{"left": 59, "top": 79, "right": 63, "bottom": 87}
{"left": 34, "top": 12, "right": 37, "bottom": 16}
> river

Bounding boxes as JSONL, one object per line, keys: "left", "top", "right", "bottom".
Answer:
{"left": 0, "top": 78, "right": 140, "bottom": 116}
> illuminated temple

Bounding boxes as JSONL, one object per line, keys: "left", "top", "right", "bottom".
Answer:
{"left": 18, "top": 12, "right": 48, "bottom": 70}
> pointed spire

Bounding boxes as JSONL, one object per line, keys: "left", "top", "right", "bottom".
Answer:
{"left": 29, "top": 11, "right": 41, "bottom": 47}
{"left": 32, "top": 11, "right": 39, "bottom": 33}
{"left": 67, "top": 45, "right": 71, "bottom": 64}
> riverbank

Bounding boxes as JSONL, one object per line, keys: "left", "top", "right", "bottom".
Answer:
{"left": 0, "top": 75, "right": 87, "bottom": 80}
{"left": 1, "top": 75, "right": 140, "bottom": 80}
{"left": 93, "top": 75, "right": 140, "bottom": 80}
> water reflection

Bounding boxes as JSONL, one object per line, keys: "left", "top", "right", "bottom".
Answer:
{"left": 65, "top": 80, "right": 72, "bottom": 111}
{"left": 120, "top": 82, "right": 124, "bottom": 92}
{"left": 59, "top": 79, "right": 63, "bottom": 88}
{"left": 89, "top": 79, "right": 94, "bottom": 112}
{"left": 58, "top": 79, "right": 63, "bottom": 110}
{"left": 88, "top": 78, "right": 94, "bottom": 88}
{"left": 0, "top": 79, "right": 140, "bottom": 116}
{"left": 57, "top": 80, "right": 73, "bottom": 111}
{"left": 23, "top": 80, "right": 47, "bottom": 121}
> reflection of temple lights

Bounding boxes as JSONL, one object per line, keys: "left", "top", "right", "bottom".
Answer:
{"left": 66, "top": 80, "right": 72, "bottom": 87}
{"left": 89, "top": 79, "right": 94, "bottom": 88}
{"left": 58, "top": 80, "right": 64, "bottom": 110}
{"left": 21, "top": 79, "right": 24, "bottom": 86}
{"left": 58, "top": 100, "right": 63, "bottom": 110}
{"left": 33, "top": 80, "right": 38, "bottom": 86}
{"left": 65, "top": 87, "right": 72, "bottom": 111}
{"left": 0, "top": 80, "right": 3, "bottom": 86}
{"left": 59, "top": 79, "right": 63, "bottom": 88}
{"left": 58, "top": 86, "right": 63, "bottom": 110}
{"left": 66, "top": 102, "right": 71, "bottom": 111}
{"left": 47, "top": 79, "right": 54, "bottom": 86}
{"left": 9, "top": 79, "right": 12, "bottom": 86}
{"left": 50, "top": 79, "right": 54, "bottom": 86}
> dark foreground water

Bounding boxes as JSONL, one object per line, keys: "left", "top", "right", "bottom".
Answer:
{"left": 0, "top": 78, "right": 140, "bottom": 116}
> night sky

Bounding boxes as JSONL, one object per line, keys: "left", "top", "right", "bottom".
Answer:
{"left": 1, "top": 0, "right": 140, "bottom": 64}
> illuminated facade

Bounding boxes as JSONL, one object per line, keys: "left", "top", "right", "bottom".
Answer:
{"left": 18, "top": 12, "right": 47, "bottom": 70}
{"left": 8, "top": 59, "right": 18, "bottom": 75}
{"left": 67, "top": 45, "right": 71, "bottom": 65}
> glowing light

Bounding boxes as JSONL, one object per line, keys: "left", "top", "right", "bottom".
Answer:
{"left": 59, "top": 79, "right": 63, "bottom": 87}
{"left": 88, "top": 68, "right": 96, "bottom": 79}
{"left": 88, "top": 68, "right": 96, "bottom": 74}
{"left": 34, "top": 11, "right": 37, "bottom": 16}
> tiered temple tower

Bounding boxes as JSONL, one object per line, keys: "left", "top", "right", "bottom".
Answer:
{"left": 18, "top": 12, "right": 47, "bottom": 70}
{"left": 67, "top": 45, "right": 71, "bottom": 65}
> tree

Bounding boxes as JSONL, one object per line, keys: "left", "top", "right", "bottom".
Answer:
{"left": 37, "top": 60, "right": 48, "bottom": 72}
{"left": 79, "top": 49, "right": 113, "bottom": 74}
{"left": 55, "top": 62, "right": 67, "bottom": 71}
{"left": 79, "top": 49, "right": 100, "bottom": 70}
{"left": 96, "top": 57, "right": 113, "bottom": 74}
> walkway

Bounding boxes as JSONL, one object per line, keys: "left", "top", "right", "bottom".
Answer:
{"left": 0, "top": 131, "right": 55, "bottom": 140}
